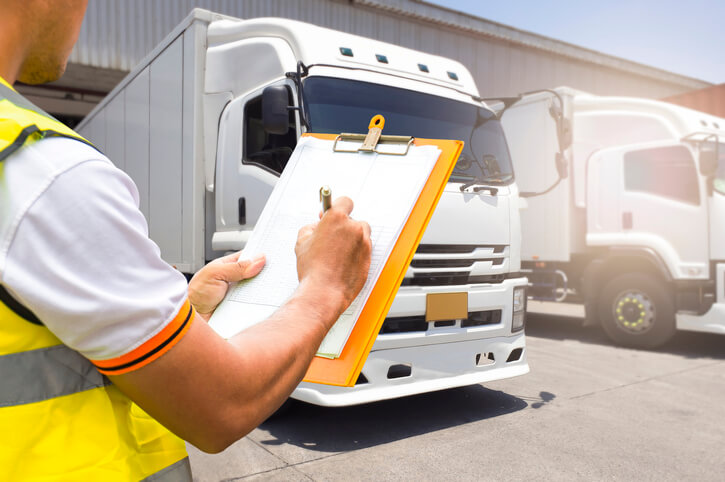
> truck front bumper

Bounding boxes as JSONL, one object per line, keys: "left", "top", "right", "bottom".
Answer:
{"left": 292, "top": 277, "right": 529, "bottom": 407}
{"left": 676, "top": 263, "right": 725, "bottom": 335}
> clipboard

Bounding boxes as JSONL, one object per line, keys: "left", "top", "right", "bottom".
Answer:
{"left": 302, "top": 116, "right": 463, "bottom": 387}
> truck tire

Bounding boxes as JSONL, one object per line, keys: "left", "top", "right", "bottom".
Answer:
{"left": 598, "top": 272, "right": 675, "bottom": 348}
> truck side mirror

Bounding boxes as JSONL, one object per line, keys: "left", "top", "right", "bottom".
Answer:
{"left": 559, "top": 117, "right": 572, "bottom": 151}
{"left": 548, "top": 99, "right": 572, "bottom": 152}
{"left": 699, "top": 144, "right": 718, "bottom": 177}
{"left": 262, "top": 85, "right": 290, "bottom": 135}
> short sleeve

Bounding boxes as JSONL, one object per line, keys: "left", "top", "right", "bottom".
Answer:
{"left": 3, "top": 158, "right": 195, "bottom": 375}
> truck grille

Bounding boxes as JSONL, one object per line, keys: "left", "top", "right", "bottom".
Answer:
{"left": 410, "top": 258, "right": 504, "bottom": 268}
{"left": 400, "top": 273, "right": 507, "bottom": 287}
{"left": 379, "top": 316, "right": 428, "bottom": 334}
{"left": 416, "top": 244, "right": 506, "bottom": 254}
{"left": 402, "top": 244, "right": 509, "bottom": 286}
{"left": 380, "top": 310, "right": 502, "bottom": 334}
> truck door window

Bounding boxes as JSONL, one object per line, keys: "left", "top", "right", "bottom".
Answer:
{"left": 243, "top": 88, "right": 296, "bottom": 175}
{"left": 624, "top": 145, "right": 700, "bottom": 205}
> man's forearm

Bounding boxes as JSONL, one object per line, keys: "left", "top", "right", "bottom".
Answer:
{"left": 224, "top": 279, "right": 347, "bottom": 424}
{"left": 110, "top": 279, "right": 348, "bottom": 453}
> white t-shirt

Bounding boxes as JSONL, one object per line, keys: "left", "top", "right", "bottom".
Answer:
{"left": 0, "top": 137, "right": 194, "bottom": 375}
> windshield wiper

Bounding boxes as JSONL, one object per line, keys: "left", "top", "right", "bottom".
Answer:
{"left": 455, "top": 154, "right": 510, "bottom": 194}
{"left": 459, "top": 178, "right": 499, "bottom": 195}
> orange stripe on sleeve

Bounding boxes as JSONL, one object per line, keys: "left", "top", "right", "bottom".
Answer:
{"left": 91, "top": 298, "right": 195, "bottom": 376}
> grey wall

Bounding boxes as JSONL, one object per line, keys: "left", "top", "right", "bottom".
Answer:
{"left": 62, "top": 0, "right": 708, "bottom": 102}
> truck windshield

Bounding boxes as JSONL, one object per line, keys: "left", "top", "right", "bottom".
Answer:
{"left": 304, "top": 76, "right": 514, "bottom": 184}
{"left": 714, "top": 143, "right": 725, "bottom": 195}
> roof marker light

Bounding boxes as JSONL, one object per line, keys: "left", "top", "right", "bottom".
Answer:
{"left": 376, "top": 54, "right": 388, "bottom": 64}
{"left": 447, "top": 71, "right": 459, "bottom": 81}
{"left": 418, "top": 63, "right": 429, "bottom": 73}
{"left": 340, "top": 47, "right": 353, "bottom": 57}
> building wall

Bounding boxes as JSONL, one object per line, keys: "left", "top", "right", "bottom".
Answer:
{"left": 25, "top": 0, "right": 711, "bottom": 120}
{"left": 663, "top": 84, "right": 725, "bottom": 118}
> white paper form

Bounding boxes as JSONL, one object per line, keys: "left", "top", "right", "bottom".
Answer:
{"left": 209, "top": 136, "right": 441, "bottom": 358}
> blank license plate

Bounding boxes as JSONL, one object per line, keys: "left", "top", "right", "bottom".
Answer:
{"left": 425, "top": 292, "right": 468, "bottom": 322}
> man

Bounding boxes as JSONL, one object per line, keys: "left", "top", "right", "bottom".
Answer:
{"left": 0, "top": 1, "right": 372, "bottom": 480}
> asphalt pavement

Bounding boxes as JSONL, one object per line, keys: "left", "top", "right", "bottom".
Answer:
{"left": 188, "top": 305, "right": 725, "bottom": 481}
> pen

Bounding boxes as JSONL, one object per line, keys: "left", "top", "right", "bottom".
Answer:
{"left": 320, "top": 185, "right": 332, "bottom": 213}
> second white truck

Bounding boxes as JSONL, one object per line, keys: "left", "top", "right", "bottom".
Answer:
{"left": 501, "top": 86, "right": 725, "bottom": 348}
{"left": 78, "top": 9, "right": 529, "bottom": 406}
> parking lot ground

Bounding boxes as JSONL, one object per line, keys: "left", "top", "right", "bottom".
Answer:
{"left": 188, "top": 309, "right": 725, "bottom": 481}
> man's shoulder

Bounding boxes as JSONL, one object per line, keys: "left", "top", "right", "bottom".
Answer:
{"left": 1, "top": 136, "right": 112, "bottom": 199}
{"left": 0, "top": 137, "right": 125, "bottom": 271}
{"left": 0, "top": 136, "right": 115, "bottom": 213}
{"left": 16, "top": 136, "right": 111, "bottom": 173}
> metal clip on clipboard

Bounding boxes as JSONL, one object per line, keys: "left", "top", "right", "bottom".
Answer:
{"left": 333, "top": 115, "right": 414, "bottom": 156}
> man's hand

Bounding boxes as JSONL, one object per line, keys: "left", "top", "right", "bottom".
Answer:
{"left": 188, "top": 252, "right": 266, "bottom": 321}
{"left": 295, "top": 196, "right": 372, "bottom": 318}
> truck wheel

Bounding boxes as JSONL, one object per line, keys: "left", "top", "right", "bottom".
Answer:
{"left": 598, "top": 272, "right": 675, "bottom": 348}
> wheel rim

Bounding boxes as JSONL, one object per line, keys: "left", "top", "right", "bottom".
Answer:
{"left": 611, "top": 289, "right": 656, "bottom": 334}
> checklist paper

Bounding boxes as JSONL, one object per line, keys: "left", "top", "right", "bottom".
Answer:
{"left": 209, "top": 136, "right": 440, "bottom": 359}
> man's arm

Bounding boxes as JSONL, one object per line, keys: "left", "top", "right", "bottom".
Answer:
{"left": 110, "top": 198, "right": 371, "bottom": 453}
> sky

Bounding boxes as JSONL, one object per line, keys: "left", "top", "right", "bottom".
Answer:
{"left": 426, "top": 0, "right": 723, "bottom": 85}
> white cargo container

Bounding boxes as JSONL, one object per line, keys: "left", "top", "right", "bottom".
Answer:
{"left": 501, "top": 86, "right": 725, "bottom": 347}
{"left": 78, "top": 9, "right": 529, "bottom": 406}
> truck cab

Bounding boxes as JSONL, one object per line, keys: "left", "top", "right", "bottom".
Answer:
{"left": 206, "top": 18, "right": 528, "bottom": 406}
{"left": 502, "top": 86, "right": 725, "bottom": 347}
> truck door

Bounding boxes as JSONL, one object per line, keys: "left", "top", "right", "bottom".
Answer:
{"left": 501, "top": 91, "right": 572, "bottom": 262}
{"left": 213, "top": 82, "right": 299, "bottom": 252}
{"left": 587, "top": 141, "right": 709, "bottom": 279}
{"left": 708, "top": 141, "right": 725, "bottom": 261}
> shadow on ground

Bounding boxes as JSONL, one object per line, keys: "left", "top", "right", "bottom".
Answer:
{"left": 527, "top": 312, "right": 725, "bottom": 360}
{"left": 258, "top": 384, "right": 527, "bottom": 452}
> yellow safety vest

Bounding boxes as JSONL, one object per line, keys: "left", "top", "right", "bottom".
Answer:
{"left": 0, "top": 77, "right": 191, "bottom": 481}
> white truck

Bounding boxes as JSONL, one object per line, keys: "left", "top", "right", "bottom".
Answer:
{"left": 500, "top": 86, "right": 725, "bottom": 348}
{"left": 77, "top": 9, "right": 529, "bottom": 406}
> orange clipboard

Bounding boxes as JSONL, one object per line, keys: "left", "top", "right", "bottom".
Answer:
{"left": 301, "top": 119, "right": 463, "bottom": 387}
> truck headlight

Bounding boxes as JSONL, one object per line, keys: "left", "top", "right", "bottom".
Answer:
{"left": 512, "top": 287, "right": 526, "bottom": 333}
